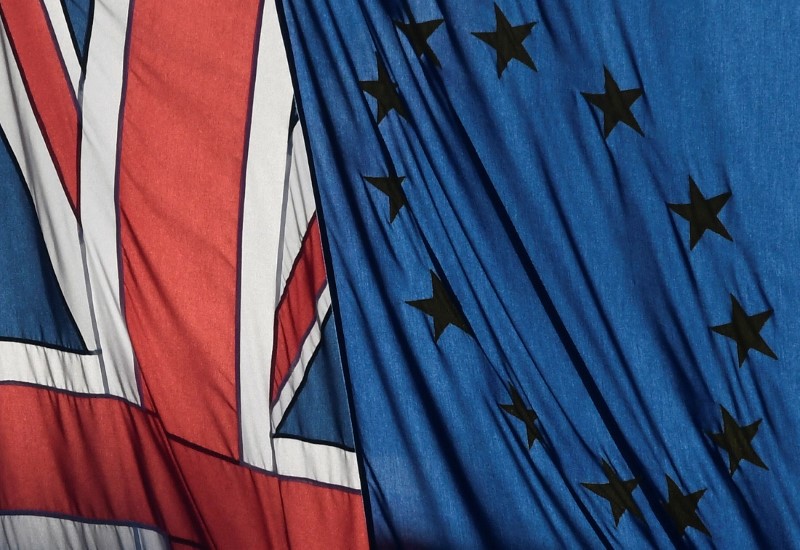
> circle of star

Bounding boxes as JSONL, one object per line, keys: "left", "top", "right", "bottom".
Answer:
{"left": 498, "top": 382, "right": 540, "bottom": 449}
{"left": 358, "top": 53, "right": 408, "bottom": 123}
{"left": 581, "top": 460, "right": 642, "bottom": 527}
{"left": 395, "top": 15, "right": 444, "bottom": 67}
{"left": 662, "top": 476, "right": 710, "bottom": 538}
{"left": 406, "top": 271, "right": 471, "bottom": 342}
{"left": 711, "top": 295, "right": 776, "bottom": 367}
{"left": 582, "top": 67, "right": 643, "bottom": 138}
{"left": 472, "top": 4, "right": 537, "bottom": 77}
{"left": 668, "top": 176, "right": 732, "bottom": 250}
{"left": 708, "top": 405, "right": 767, "bottom": 475}
{"left": 362, "top": 174, "right": 408, "bottom": 223}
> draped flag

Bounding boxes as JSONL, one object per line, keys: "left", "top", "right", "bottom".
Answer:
{"left": 0, "top": 0, "right": 365, "bottom": 547}
{"left": 278, "top": 0, "right": 800, "bottom": 548}
{"left": 2, "top": 0, "right": 800, "bottom": 548}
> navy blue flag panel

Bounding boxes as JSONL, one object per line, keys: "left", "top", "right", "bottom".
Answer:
{"left": 0, "top": 128, "right": 86, "bottom": 352}
{"left": 279, "top": 1, "right": 799, "bottom": 547}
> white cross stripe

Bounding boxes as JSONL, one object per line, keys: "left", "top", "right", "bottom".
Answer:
{"left": 237, "top": 1, "right": 359, "bottom": 489}
{"left": 0, "top": 514, "right": 169, "bottom": 550}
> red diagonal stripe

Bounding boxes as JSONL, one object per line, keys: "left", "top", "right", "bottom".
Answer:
{"left": 270, "top": 214, "right": 327, "bottom": 402}
{"left": 0, "top": 0, "right": 79, "bottom": 214}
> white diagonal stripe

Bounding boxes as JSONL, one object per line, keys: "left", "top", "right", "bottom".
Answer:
{"left": 0, "top": 20, "right": 96, "bottom": 353}
{"left": 40, "top": 0, "right": 82, "bottom": 93}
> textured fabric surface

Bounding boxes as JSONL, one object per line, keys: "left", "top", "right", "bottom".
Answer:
{"left": 281, "top": 1, "right": 800, "bottom": 547}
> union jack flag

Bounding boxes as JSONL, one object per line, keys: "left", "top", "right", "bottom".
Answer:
{"left": 0, "top": 0, "right": 365, "bottom": 547}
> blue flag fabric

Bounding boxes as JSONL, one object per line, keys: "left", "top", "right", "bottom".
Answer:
{"left": 279, "top": 1, "right": 800, "bottom": 547}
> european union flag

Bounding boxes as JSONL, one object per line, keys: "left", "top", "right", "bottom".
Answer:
{"left": 279, "top": 0, "right": 800, "bottom": 547}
